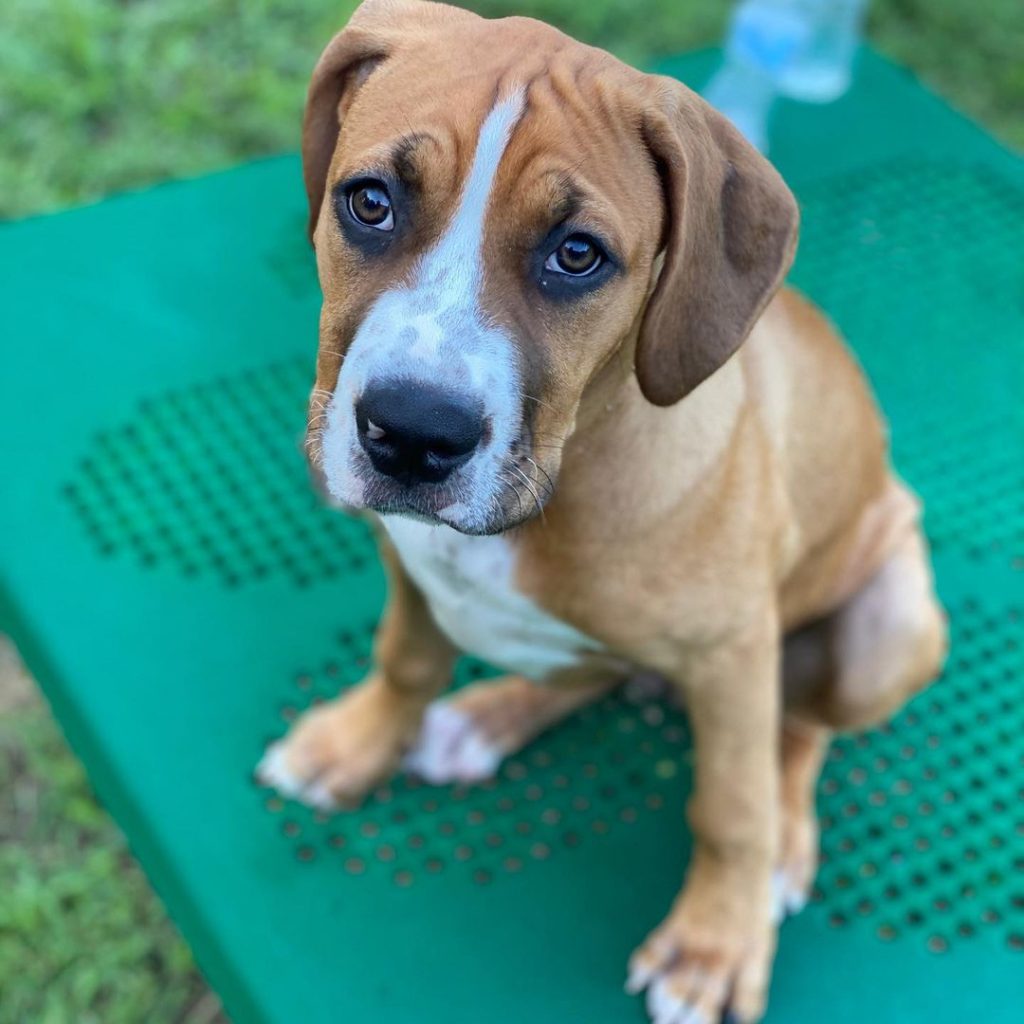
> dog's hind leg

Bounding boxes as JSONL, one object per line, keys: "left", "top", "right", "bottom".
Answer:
{"left": 775, "top": 524, "right": 947, "bottom": 915}
{"left": 404, "top": 671, "right": 617, "bottom": 784}
{"left": 802, "top": 526, "right": 948, "bottom": 731}
{"left": 774, "top": 716, "right": 829, "bottom": 919}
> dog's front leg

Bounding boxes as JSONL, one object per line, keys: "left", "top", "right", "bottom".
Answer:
{"left": 629, "top": 608, "right": 780, "bottom": 1024}
{"left": 257, "top": 535, "right": 457, "bottom": 809}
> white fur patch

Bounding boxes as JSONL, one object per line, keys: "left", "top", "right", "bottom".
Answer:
{"left": 643, "top": 976, "right": 711, "bottom": 1024}
{"left": 402, "top": 702, "right": 504, "bottom": 784}
{"left": 321, "top": 90, "right": 527, "bottom": 533}
{"left": 381, "top": 515, "right": 601, "bottom": 680}
{"left": 770, "top": 867, "right": 808, "bottom": 922}
{"left": 255, "top": 743, "right": 343, "bottom": 810}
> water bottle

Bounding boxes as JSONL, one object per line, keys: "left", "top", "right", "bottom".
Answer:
{"left": 703, "top": 0, "right": 869, "bottom": 152}
{"left": 702, "top": 58, "right": 777, "bottom": 154}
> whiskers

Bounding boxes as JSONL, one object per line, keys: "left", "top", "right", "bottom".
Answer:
{"left": 524, "top": 454, "right": 556, "bottom": 502}
{"left": 529, "top": 427, "right": 568, "bottom": 457}
{"left": 495, "top": 469, "right": 524, "bottom": 525}
{"left": 522, "top": 392, "right": 557, "bottom": 414}
{"left": 304, "top": 387, "right": 333, "bottom": 470}
{"left": 495, "top": 437, "right": 562, "bottom": 528}
{"left": 303, "top": 426, "right": 326, "bottom": 469}
{"left": 510, "top": 463, "right": 547, "bottom": 524}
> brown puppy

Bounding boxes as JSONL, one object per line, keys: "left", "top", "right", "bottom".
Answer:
{"left": 257, "top": 2, "right": 948, "bottom": 1021}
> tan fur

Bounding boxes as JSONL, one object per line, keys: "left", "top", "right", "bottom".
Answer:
{"left": 266, "top": 4, "right": 948, "bottom": 1022}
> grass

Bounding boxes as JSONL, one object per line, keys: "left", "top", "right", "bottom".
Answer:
{"left": 0, "top": 697, "right": 222, "bottom": 1024}
{"left": 0, "top": 2, "right": 1021, "bottom": 1022}
{"left": 0, "top": 0, "right": 1021, "bottom": 220}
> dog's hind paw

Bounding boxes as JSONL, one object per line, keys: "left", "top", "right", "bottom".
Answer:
{"left": 772, "top": 807, "right": 818, "bottom": 921}
{"left": 770, "top": 867, "right": 809, "bottom": 923}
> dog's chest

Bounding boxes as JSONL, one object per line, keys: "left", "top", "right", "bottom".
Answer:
{"left": 380, "top": 517, "right": 599, "bottom": 680}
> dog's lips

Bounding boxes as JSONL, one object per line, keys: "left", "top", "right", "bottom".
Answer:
{"left": 356, "top": 470, "right": 468, "bottom": 525}
{"left": 355, "top": 477, "right": 518, "bottom": 536}
{"left": 326, "top": 424, "right": 554, "bottom": 535}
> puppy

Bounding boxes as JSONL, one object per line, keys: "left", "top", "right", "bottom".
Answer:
{"left": 258, "top": 2, "right": 947, "bottom": 1020}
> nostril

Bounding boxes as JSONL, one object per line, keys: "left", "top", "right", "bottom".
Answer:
{"left": 355, "top": 381, "right": 485, "bottom": 484}
{"left": 427, "top": 428, "right": 479, "bottom": 458}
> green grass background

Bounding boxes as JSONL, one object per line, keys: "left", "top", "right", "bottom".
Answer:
{"left": 1, "top": 0, "right": 1022, "bottom": 220}
{"left": 0, "top": 1, "right": 1021, "bottom": 1022}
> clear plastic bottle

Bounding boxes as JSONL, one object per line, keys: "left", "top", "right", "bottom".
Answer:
{"left": 703, "top": 0, "right": 869, "bottom": 151}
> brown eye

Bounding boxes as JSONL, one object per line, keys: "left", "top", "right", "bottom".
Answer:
{"left": 347, "top": 182, "right": 394, "bottom": 230}
{"left": 546, "top": 234, "right": 603, "bottom": 276}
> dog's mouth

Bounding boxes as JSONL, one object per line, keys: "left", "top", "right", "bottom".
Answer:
{"left": 374, "top": 437, "right": 555, "bottom": 536}
{"left": 311, "top": 425, "right": 556, "bottom": 536}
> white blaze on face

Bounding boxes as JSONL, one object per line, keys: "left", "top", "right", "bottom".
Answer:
{"left": 320, "top": 89, "right": 527, "bottom": 531}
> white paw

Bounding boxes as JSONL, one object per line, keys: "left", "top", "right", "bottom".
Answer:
{"left": 256, "top": 745, "right": 303, "bottom": 798}
{"left": 254, "top": 743, "right": 337, "bottom": 810}
{"left": 255, "top": 743, "right": 303, "bottom": 797}
{"left": 771, "top": 867, "right": 809, "bottom": 923}
{"left": 402, "top": 702, "right": 503, "bottom": 784}
{"left": 626, "top": 971, "right": 711, "bottom": 1024}
{"left": 627, "top": 903, "right": 774, "bottom": 1024}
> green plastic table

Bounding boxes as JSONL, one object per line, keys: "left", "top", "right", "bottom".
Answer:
{"left": 2, "top": 48, "right": 1022, "bottom": 1023}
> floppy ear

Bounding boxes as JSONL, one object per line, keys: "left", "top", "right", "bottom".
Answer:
{"left": 636, "top": 77, "right": 799, "bottom": 406}
{"left": 301, "top": 0, "right": 410, "bottom": 242}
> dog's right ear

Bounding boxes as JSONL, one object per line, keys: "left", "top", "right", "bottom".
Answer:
{"left": 302, "top": 1, "right": 406, "bottom": 243}
{"left": 634, "top": 76, "right": 799, "bottom": 406}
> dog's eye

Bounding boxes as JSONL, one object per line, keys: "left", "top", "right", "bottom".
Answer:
{"left": 545, "top": 234, "right": 603, "bottom": 276}
{"left": 347, "top": 181, "right": 394, "bottom": 230}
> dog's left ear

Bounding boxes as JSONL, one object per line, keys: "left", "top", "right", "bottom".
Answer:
{"left": 302, "top": 19, "right": 390, "bottom": 243}
{"left": 302, "top": 0, "right": 474, "bottom": 244}
{"left": 635, "top": 77, "right": 799, "bottom": 406}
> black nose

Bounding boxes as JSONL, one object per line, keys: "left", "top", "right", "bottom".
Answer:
{"left": 355, "top": 381, "right": 486, "bottom": 484}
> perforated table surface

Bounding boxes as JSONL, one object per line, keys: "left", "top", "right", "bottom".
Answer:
{"left": 2, "top": 48, "right": 1022, "bottom": 1024}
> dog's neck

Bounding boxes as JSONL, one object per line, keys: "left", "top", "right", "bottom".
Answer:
{"left": 517, "top": 319, "right": 751, "bottom": 547}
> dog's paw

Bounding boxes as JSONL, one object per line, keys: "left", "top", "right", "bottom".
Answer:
{"left": 402, "top": 701, "right": 504, "bottom": 784}
{"left": 405, "top": 673, "right": 616, "bottom": 785}
{"left": 771, "top": 808, "right": 819, "bottom": 921}
{"left": 626, "top": 894, "right": 776, "bottom": 1024}
{"left": 256, "top": 679, "right": 415, "bottom": 810}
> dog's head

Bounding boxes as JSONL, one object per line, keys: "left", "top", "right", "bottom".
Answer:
{"left": 303, "top": 0, "right": 798, "bottom": 535}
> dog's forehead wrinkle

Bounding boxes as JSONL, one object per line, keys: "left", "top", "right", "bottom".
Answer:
{"left": 389, "top": 130, "right": 440, "bottom": 184}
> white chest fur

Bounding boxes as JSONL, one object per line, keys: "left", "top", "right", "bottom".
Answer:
{"left": 380, "top": 517, "right": 600, "bottom": 680}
